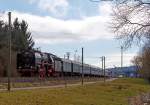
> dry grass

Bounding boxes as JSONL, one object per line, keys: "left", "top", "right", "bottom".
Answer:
{"left": 0, "top": 78, "right": 149, "bottom": 105}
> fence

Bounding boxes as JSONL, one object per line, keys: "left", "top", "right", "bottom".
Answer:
{"left": 0, "top": 76, "right": 104, "bottom": 90}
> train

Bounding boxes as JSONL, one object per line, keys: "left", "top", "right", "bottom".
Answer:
{"left": 17, "top": 50, "right": 109, "bottom": 78}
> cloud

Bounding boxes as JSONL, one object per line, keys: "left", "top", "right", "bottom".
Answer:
{"left": 99, "top": 1, "right": 113, "bottom": 16}
{"left": 28, "top": 0, "right": 36, "bottom": 4}
{"left": 1, "top": 11, "right": 114, "bottom": 44}
{"left": 104, "top": 53, "right": 136, "bottom": 68}
{"left": 28, "top": 0, "right": 69, "bottom": 17}
{"left": 87, "top": 53, "right": 137, "bottom": 68}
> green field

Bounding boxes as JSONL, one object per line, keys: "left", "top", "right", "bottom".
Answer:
{"left": 0, "top": 78, "right": 150, "bottom": 105}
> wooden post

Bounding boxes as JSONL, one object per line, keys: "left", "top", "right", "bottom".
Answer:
{"left": 81, "top": 47, "right": 84, "bottom": 85}
{"left": 8, "top": 12, "right": 11, "bottom": 91}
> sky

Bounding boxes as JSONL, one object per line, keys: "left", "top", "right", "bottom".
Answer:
{"left": 0, "top": 0, "right": 140, "bottom": 68}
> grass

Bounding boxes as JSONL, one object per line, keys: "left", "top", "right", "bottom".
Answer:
{"left": 0, "top": 78, "right": 150, "bottom": 105}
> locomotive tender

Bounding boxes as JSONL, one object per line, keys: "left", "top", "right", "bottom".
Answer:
{"left": 17, "top": 50, "right": 108, "bottom": 77}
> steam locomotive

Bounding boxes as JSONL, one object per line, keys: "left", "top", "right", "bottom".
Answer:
{"left": 17, "top": 50, "right": 108, "bottom": 78}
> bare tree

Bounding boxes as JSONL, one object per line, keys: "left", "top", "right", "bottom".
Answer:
{"left": 141, "top": 40, "right": 150, "bottom": 80}
{"left": 132, "top": 40, "right": 150, "bottom": 80}
{"left": 111, "top": 0, "right": 150, "bottom": 48}
{"left": 132, "top": 55, "right": 142, "bottom": 69}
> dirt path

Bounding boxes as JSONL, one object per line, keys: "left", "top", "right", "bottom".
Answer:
{"left": 0, "top": 78, "right": 117, "bottom": 91}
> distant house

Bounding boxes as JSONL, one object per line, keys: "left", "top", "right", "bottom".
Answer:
{"left": 107, "top": 66, "right": 139, "bottom": 78}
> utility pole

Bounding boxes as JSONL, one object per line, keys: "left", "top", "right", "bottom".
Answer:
{"left": 61, "top": 61, "right": 67, "bottom": 87}
{"left": 101, "top": 56, "right": 103, "bottom": 78}
{"left": 66, "top": 52, "right": 70, "bottom": 60}
{"left": 121, "top": 46, "right": 123, "bottom": 70}
{"left": 74, "top": 50, "right": 77, "bottom": 61}
{"left": 101, "top": 56, "right": 103, "bottom": 71}
{"left": 81, "top": 47, "right": 84, "bottom": 85}
{"left": 64, "top": 55, "right": 65, "bottom": 59}
{"left": 8, "top": 12, "right": 11, "bottom": 91}
{"left": 103, "top": 56, "right": 106, "bottom": 82}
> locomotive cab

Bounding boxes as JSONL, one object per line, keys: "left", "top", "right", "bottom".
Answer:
{"left": 17, "top": 51, "right": 35, "bottom": 70}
